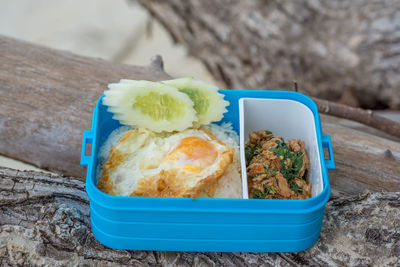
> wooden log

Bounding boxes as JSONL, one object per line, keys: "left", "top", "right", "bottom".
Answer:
{"left": 0, "top": 35, "right": 169, "bottom": 178}
{"left": 0, "top": 35, "right": 400, "bottom": 196}
{"left": 138, "top": 0, "right": 400, "bottom": 109}
{"left": 0, "top": 167, "right": 399, "bottom": 266}
{"left": 321, "top": 115, "right": 400, "bottom": 195}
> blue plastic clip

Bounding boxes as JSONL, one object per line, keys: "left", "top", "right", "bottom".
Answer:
{"left": 80, "top": 130, "right": 93, "bottom": 166}
{"left": 321, "top": 134, "right": 335, "bottom": 170}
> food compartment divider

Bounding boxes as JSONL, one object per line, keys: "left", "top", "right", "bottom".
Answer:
{"left": 239, "top": 97, "right": 325, "bottom": 199}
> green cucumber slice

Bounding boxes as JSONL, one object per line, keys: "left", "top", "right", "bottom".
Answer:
{"left": 103, "top": 80, "right": 197, "bottom": 132}
{"left": 160, "top": 78, "right": 229, "bottom": 126}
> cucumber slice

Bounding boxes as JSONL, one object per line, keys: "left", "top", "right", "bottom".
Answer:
{"left": 159, "top": 78, "right": 229, "bottom": 126}
{"left": 103, "top": 80, "right": 197, "bottom": 132}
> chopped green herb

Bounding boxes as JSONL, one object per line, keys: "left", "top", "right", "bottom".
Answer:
{"left": 265, "top": 130, "right": 272, "bottom": 135}
{"left": 252, "top": 186, "right": 279, "bottom": 199}
{"left": 250, "top": 173, "right": 264, "bottom": 179}
{"left": 251, "top": 189, "right": 266, "bottom": 199}
{"left": 245, "top": 145, "right": 256, "bottom": 163}
{"left": 264, "top": 165, "right": 277, "bottom": 176}
{"left": 270, "top": 140, "right": 286, "bottom": 156}
{"left": 270, "top": 140, "right": 304, "bottom": 182}
{"left": 264, "top": 185, "right": 279, "bottom": 195}
{"left": 290, "top": 183, "right": 303, "bottom": 194}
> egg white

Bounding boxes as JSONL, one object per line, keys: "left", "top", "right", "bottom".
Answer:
{"left": 102, "top": 128, "right": 231, "bottom": 196}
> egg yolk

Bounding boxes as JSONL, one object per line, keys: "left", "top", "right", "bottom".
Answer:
{"left": 166, "top": 137, "right": 218, "bottom": 173}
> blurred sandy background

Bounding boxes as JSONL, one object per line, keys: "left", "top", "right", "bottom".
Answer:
{"left": 0, "top": 0, "right": 215, "bottom": 172}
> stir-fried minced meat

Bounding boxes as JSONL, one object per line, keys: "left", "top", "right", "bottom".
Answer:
{"left": 245, "top": 130, "right": 311, "bottom": 200}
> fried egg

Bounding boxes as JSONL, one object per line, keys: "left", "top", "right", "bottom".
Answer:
{"left": 97, "top": 127, "right": 235, "bottom": 198}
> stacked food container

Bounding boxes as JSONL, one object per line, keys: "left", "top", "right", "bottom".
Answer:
{"left": 81, "top": 89, "right": 334, "bottom": 252}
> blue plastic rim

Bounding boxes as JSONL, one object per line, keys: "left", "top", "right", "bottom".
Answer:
{"left": 80, "top": 89, "right": 334, "bottom": 252}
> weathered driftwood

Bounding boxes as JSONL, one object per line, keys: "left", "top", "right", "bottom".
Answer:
{"left": 321, "top": 116, "right": 400, "bottom": 195}
{"left": 140, "top": 0, "right": 400, "bottom": 138}
{"left": 0, "top": 167, "right": 399, "bottom": 266}
{"left": 1, "top": 35, "right": 399, "bottom": 197}
{"left": 138, "top": 0, "right": 400, "bottom": 109}
{"left": 0, "top": 35, "right": 169, "bottom": 178}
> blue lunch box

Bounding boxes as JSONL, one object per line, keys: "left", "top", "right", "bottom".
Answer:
{"left": 80, "top": 89, "right": 334, "bottom": 252}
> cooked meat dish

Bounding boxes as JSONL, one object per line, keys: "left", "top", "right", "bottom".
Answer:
{"left": 245, "top": 130, "right": 311, "bottom": 199}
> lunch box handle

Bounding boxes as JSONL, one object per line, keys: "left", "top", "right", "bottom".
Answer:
{"left": 322, "top": 134, "right": 335, "bottom": 170}
{"left": 80, "top": 130, "right": 93, "bottom": 166}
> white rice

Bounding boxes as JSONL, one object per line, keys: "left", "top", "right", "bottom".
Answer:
{"left": 97, "top": 123, "right": 242, "bottom": 198}
{"left": 203, "top": 123, "right": 242, "bottom": 198}
{"left": 97, "top": 126, "right": 132, "bottom": 181}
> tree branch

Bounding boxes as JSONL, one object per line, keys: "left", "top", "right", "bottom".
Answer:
{"left": 313, "top": 98, "right": 400, "bottom": 138}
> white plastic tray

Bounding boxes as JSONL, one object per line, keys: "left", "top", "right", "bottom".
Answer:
{"left": 239, "top": 98, "right": 323, "bottom": 199}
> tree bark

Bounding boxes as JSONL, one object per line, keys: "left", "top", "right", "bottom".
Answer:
{"left": 0, "top": 35, "right": 400, "bottom": 196}
{"left": 0, "top": 35, "right": 169, "bottom": 178}
{"left": 321, "top": 117, "right": 400, "bottom": 196}
{"left": 138, "top": 0, "right": 400, "bottom": 109}
{"left": 0, "top": 167, "right": 399, "bottom": 266}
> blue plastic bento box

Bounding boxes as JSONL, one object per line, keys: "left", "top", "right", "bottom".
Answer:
{"left": 80, "top": 90, "right": 334, "bottom": 252}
